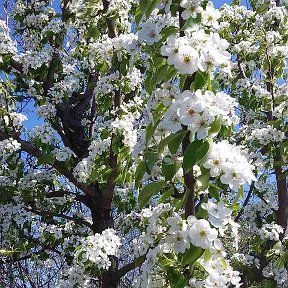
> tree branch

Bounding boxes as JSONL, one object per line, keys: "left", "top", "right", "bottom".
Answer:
{"left": 0, "top": 131, "right": 99, "bottom": 197}
{"left": 235, "top": 182, "right": 255, "bottom": 222}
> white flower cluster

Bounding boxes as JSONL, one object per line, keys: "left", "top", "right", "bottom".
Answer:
{"left": 233, "top": 253, "right": 260, "bottom": 268}
{"left": 0, "top": 197, "right": 33, "bottom": 245}
{"left": 0, "top": 138, "right": 21, "bottom": 158}
{"left": 180, "top": 0, "right": 203, "bottom": 20}
{"left": 161, "top": 30, "right": 230, "bottom": 75}
{"left": 42, "top": 18, "right": 65, "bottom": 36}
{"left": 56, "top": 265, "right": 91, "bottom": 288}
{"left": 153, "top": 83, "right": 179, "bottom": 107}
{"left": 30, "top": 124, "right": 55, "bottom": 145}
{"left": 137, "top": 8, "right": 177, "bottom": 46}
{"left": 2, "top": 112, "right": 27, "bottom": 130}
{"left": 0, "top": 20, "right": 17, "bottom": 57}
{"left": 0, "top": 175, "right": 14, "bottom": 187}
{"left": 75, "top": 228, "right": 121, "bottom": 270}
{"left": 161, "top": 89, "right": 238, "bottom": 139}
{"left": 133, "top": 203, "right": 241, "bottom": 288}
{"left": 138, "top": 22, "right": 163, "bottom": 45}
{"left": 73, "top": 138, "right": 111, "bottom": 183}
{"left": 112, "top": 33, "right": 140, "bottom": 55}
{"left": 134, "top": 203, "right": 217, "bottom": 256}
{"left": 107, "top": 0, "right": 133, "bottom": 30}
{"left": 48, "top": 74, "right": 81, "bottom": 104}
{"left": 37, "top": 102, "right": 57, "bottom": 119}
{"left": 203, "top": 140, "right": 256, "bottom": 190}
{"left": 87, "top": 39, "right": 113, "bottom": 67}
{"left": 113, "top": 112, "right": 140, "bottom": 152}
{"left": 273, "top": 101, "right": 288, "bottom": 121}
{"left": 15, "top": 0, "right": 56, "bottom": 27}
{"left": 21, "top": 46, "right": 54, "bottom": 74}
{"left": 202, "top": 200, "right": 232, "bottom": 228}
{"left": 257, "top": 223, "right": 284, "bottom": 241}
{"left": 53, "top": 147, "right": 74, "bottom": 162}
{"left": 94, "top": 72, "right": 119, "bottom": 96}
{"left": 248, "top": 125, "right": 285, "bottom": 145}
{"left": 18, "top": 168, "right": 55, "bottom": 190}
{"left": 263, "top": 263, "right": 288, "bottom": 287}
{"left": 187, "top": 259, "right": 241, "bottom": 288}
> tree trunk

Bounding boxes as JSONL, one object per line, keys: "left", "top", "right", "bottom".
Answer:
{"left": 89, "top": 194, "right": 118, "bottom": 288}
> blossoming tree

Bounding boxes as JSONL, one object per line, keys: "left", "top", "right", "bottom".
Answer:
{"left": 0, "top": 0, "right": 287, "bottom": 287}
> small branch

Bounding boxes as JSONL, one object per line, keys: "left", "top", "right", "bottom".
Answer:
{"left": 9, "top": 58, "right": 23, "bottom": 73}
{"left": 25, "top": 206, "right": 93, "bottom": 230}
{"left": 45, "top": 190, "right": 90, "bottom": 206}
{"left": 0, "top": 131, "right": 99, "bottom": 197}
{"left": 112, "top": 256, "right": 146, "bottom": 284}
{"left": 88, "top": 94, "right": 97, "bottom": 138}
{"left": 235, "top": 182, "right": 255, "bottom": 222}
{"left": 178, "top": 3, "right": 198, "bottom": 219}
{"left": 102, "top": 0, "right": 118, "bottom": 38}
{"left": 240, "top": 273, "right": 249, "bottom": 288}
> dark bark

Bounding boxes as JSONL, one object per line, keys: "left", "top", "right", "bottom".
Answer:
{"left": 240, "top": 273, "right": 248, "bottom": 288}
{"left": 274, "top": 150, "right": 288, "bottom": 232}
{"left": 178, "top": 5, "right": 197, "bottom": 219}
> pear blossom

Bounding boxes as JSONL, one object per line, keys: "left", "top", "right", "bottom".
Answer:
{"left": 187, "top": 217, "right": 218, "bottom": 249}
{"left": 203, "top": 141, "right": 256, "bottom": 190}
{"left": 180, "top": 0, "right": 203, "bottom": 19}
{"left": 138, "top": 22, "right": 162, "bottom": 45}
{"left": 202, "top": 200, "right": 232, "bottom": 228}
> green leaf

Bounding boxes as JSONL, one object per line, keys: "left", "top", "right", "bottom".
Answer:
{"left": 209, "top": 117, "right": 221, "bottom": 135}
{"left": 263, "top": 280, "right": 277, "bottom": 288}
{"left": 153, "top": 57, "right": 165, "bottom": 67}
{"left": 145, "top": 151, "right": 159, "bottom": 172}
{"left": 162, "top": 158, "right": 177, "bottom": 181}
{"left": 135, "top": 7, "right": 143, "bottom": 25}
{"left": 161, "top": 26, "right": 179, "bottom": 39}
{"left": 182, "top": 245, "right": 204, "bottom": 265}
{"left": 146, "top": 121, "right": 159, "bottom": 144}
{"left": 180, "top": 14, "right": 202, "bottom": 31}
{"left": 151, "top": 65, "right": 170, "bottom": 88}
{"left": 138, "top": 180, "right": 165, "bottom": 208}
{"left": 174, "top": 188, "right": 190, "bottom": 210}
{"left": 239, "top": 185, "right": 244, "bottom": 199}
{"left": 208, "top": 184, "right": 221, "bottom": 201}
{"left": 135, "top": 161, "right": 146, "bottom": 188}
{"left": 144, "top": 73, "right": 153, "bottom": 94}
{"left": 196, "top": 204, "right": 208, "bottom": 218}
{"left": 37, "top": 154, "right": 55, "bottom": 165}
{"left": 168, "top": 131, "right": 187, "bottom": 154}
{"left": 174, "top": 277, "right": 188, "bottom": 288}
{"left": 220, "top": 259, "right": 227, "bottom": 269}
{"left": 139, "top": 0, "right": 147, "bottom": 11}
{"left": 145, "top": 0, "right": 161, "bottom": 19}
{"left": 119, "top": 58, "right": 129, "bottom": 76}
{"left": 166, "top": 267, "right": 188, "bottom": 287}
{"left": 183, "top": 140, "right": 210, "bottom": 173}
{"left": 158, "top": 130, "right": 186, "bottom": 153}
{"left": 197, "top": 167, "right": 210, "bottom": 191}
{"left": 203, "top": 250, "right": 212, "bottom": 262}
{"left": 180, "top": 74, "right": 187, "bottom": 91}
{"left": 0, "top": 249, "right": 17, "bottom": 256}
{"left": 193, "top": 71, "right": 208, "bottom": 90}
{"left": 87, "top": 26, "right": 100, "bottom": 39}
{"left": 157, "top": 187, "right": 174, "bottom": 204}
{"left": 163, "top": 66, "right": 177, "bottom": 82}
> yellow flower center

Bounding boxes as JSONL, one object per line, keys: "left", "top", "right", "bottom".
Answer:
{"left": 199, "top": 230, "right": 207, "bottom": 238}
{"left": 183, "top": 55, "right": 191, "bottom": 64}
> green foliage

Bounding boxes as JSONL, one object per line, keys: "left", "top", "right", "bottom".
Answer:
{"left": 138, "top": 180, "right": 166, "bottom": 208}
{"left": 183, "top": 140, "right": 210, "bottom": 173}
